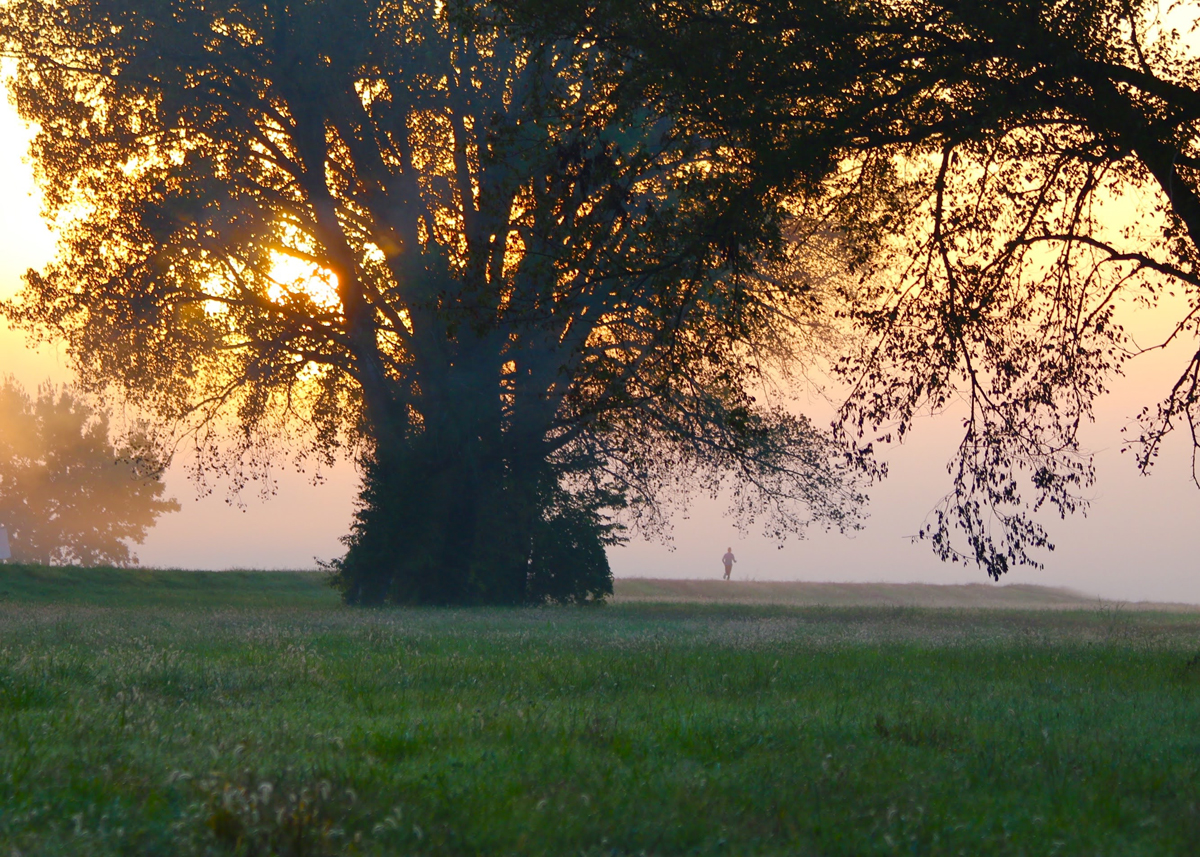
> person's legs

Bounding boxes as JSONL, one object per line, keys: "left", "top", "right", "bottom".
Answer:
{"left": 723, "top": 563, "right": 732, "bottom": 580}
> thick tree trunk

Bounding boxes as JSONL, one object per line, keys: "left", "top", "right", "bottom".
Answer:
{"left": 331, "top": 339, "right": 613, "bottom": 606}
{"left": 333, "top": 417, "right": 613, "bottom": 605}
{"left": 335, "top": 354, "right": 532, "bottom": 603}
{"left": 337, "top": 435, "right": 542, "bottom": 604}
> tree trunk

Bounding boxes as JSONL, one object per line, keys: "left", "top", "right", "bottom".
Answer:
{"left": 331, "top": 345, "right": 613, "bottom": 606}
{"left": 335, "top": 436, "right": 544, "bottom": 604}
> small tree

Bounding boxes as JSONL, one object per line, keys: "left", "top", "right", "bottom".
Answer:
{"left": 0, "top": 379, "right": 179, "bottom": 566}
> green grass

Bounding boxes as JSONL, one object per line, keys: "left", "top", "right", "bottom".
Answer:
{"left": 0, "top": 563, "right": 336, "bottom": 608}
{"left": 612, "top": 578, "right": 1111, "bottom": 609}
{"left": 1, "top": 568, "right": 1199, "bottom": 855}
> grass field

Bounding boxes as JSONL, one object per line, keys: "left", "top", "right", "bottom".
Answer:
{"left": 2, "top": 566, "right": 1199, "bottom": 855}
{"left": 610, "top": 578, "right": 1200, "bottom": 610}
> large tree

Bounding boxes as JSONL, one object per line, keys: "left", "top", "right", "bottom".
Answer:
{"left": 0, "top": 379, "right": 178, "bottom": 565}
{"left": 1, "top": 0, "right": 863, "bottom": 602}
{"left": 530, "top": 0, "right": 1200, "bottom": 577}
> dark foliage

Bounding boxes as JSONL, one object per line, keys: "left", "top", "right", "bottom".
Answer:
{"left": 519, "top": 0, "right": 1200, "bottom": 577}
{"left": 327, "top": 445, "right": 618, "bottom": 605}
{"left": 1, "top": 0, "right": 863, "bottom": 603}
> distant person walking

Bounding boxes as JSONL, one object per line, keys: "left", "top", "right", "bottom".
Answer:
{"left": 722, "top": 548, "right": 735, "bottom": 580}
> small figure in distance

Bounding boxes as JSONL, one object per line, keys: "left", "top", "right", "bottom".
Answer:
{"left": 722, "top": 547, "right": 735, "bottom": 581}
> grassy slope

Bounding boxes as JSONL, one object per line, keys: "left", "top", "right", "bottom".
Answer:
{"left": 5, "top": 565, "right": 1188, "bottom": 610}
{"left": 0, "top": 564, "right": 336, "bottom": 607}
{"left": 2, "top": 569, "right": 1199, "bottom": 855}
{"left": 612, "top": 578, "right": 1112, "bottom": 608}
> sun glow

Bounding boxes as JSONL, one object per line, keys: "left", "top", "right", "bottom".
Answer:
{"left": 266, "top": 252, "right": 340, "bottom": 311}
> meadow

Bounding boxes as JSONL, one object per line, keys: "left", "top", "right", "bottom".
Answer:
{"left": 1, "top": 567, "right": 1199, "bottom": 855}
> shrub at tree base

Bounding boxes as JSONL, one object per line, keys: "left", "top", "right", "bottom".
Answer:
{"left": 328, "top": 450, "right": 618, "bottom": 605}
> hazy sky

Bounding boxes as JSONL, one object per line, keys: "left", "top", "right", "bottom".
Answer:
{"left": 2, "top": 95, "right": 1199, "bottom": 603}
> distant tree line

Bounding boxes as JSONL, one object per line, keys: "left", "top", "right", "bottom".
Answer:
{"left": 2, "top": 0, "right": 1196, "bottom": 598}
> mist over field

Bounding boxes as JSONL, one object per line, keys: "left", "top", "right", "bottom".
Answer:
{"left": 5, "top": 311, "right": 1197, "bottom": 602}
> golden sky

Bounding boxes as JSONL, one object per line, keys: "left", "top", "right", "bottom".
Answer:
{"left": 0, "top": 101, "right": 60, "bottom": 382}
{"left": 1, "top": 91, "right": 1198, "bottom": 600}
{"left": 0, "top": 96, "right": 361, "bottom": 570}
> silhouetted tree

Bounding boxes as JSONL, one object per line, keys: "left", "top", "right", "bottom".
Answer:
{"left": 832, "top": 0, "right": 1200, "bottom": 576}
{"left": 0, "top": 0, "right": 864, "bottom": 603}
{"left": 520, "top": 0, "right": 1200, "bottom": 577}
{"left": 0, "top": 379, "right": 178, "bottom": 565}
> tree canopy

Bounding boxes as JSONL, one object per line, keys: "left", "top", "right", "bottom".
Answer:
{"left": 0, "top": 379, "right": 179, "bottom": 565}
{"left": 526, "top": 0, "right": 1200, "bottom": 576}
{"left": 0, "top": 0, "right": 864, "bottom": 602}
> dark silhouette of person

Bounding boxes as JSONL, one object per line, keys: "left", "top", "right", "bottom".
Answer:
{"left": 722, "top": 547, "right": 735, "bottom": 580}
